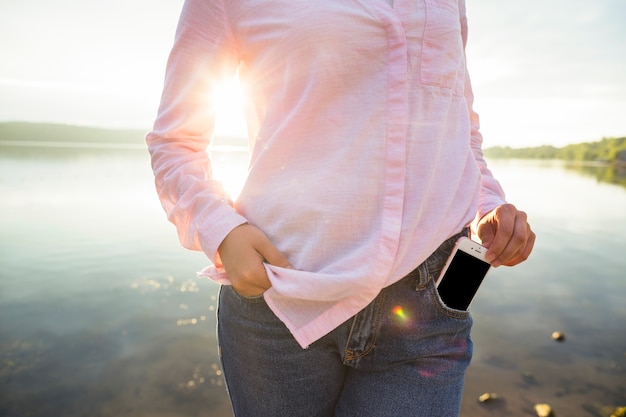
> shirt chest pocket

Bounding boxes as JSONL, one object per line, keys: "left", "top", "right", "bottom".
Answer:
{"left": 419, "top": 0, "right": 465, "bottom": 95}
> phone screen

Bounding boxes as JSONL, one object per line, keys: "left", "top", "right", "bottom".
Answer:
{"left": 437, "top": 250, "right": 491, "bottom": 311}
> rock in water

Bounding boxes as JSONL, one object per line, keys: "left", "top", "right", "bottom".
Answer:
{"left": 534, "top": 403, "right": 554, "bottom": 417}
{"left": 478, "top": 393, "right": 499, "bottom": 403}
{"left": 610, "top": 406, "right": 626, "bottom": 417}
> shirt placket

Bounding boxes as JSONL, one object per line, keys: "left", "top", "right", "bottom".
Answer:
{"left": 369, "top": 0, "right": 410, "bottom": 283}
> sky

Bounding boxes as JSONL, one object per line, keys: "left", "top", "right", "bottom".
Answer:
{"left": 0, "top": 0, "right": 624, "bottom": 148}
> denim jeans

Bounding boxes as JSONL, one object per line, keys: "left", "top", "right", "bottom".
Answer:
{"left": 217, "top": 231, "right": 473, "bottom": 417}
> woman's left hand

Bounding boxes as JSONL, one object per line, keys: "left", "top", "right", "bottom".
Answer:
{"left": 476, "top": 204, "right": 536, "bottom": 267}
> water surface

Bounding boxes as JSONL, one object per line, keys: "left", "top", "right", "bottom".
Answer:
{"left": 0, "top": 145, "right": 624, "bottom": 416}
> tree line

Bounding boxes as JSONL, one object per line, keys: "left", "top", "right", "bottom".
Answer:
{"left": 484, "top": 137, "right": 626, "bottom": 163}
{"left": 2, "top": 122, "right": 625, "bottom": 164}
{"left": 0, "top": 122, "right": 246, "bottom": 147}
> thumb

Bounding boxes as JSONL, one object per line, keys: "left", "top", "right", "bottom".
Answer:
{"left": 476, "top": 221, "right": 495, "bottom": 248}
{"left": 476, "top": 210, "right": 499, "bottom": 248}
{"left": 256, "top": 240, "right": 295, "bottom": 270}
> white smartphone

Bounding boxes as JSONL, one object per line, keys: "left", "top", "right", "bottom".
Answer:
{"left": 435, "top": 237, "right": 491, "bottom": 311}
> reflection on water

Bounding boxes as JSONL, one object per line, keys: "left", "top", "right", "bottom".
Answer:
{"left": 0, "top": 147, "right": 625, "bottom": 416}
{"left": 564, "top": 161, "right": 626, "bottom": 189}
{"left": 0, "top": 269, "right": 232, "bottom": 416}
{"left": 461, "top": 159, "right": 626, "bottom": 417}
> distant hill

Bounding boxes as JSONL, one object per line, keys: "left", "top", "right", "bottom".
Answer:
{"left": 485, "top": 136, "right": 626, "bottom": 164}
{"left": 0, "top": 122, "right": 247, "bottom": 147}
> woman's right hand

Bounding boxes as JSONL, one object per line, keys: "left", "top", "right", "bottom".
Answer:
{"left": 217, "top": 224, "right": 294, "bottom": 297}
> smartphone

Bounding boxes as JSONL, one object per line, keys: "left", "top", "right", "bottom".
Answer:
{"left": 435, "top": 237, "right": 491, "bottom": 311}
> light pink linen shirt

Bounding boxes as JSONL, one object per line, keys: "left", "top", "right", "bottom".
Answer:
{"left": 147, "top": 0, "right": 506, "bottom": 348}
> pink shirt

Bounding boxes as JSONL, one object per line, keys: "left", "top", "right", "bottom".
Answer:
{"left": 147, "top": 0, "right": 506, "bottom": 348}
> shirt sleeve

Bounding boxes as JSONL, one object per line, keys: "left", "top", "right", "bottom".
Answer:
{"left": 145, "top": 0, "right": 247, "bottom": 263}
{"left": 459, "top": 1, "right": 507, "bottom": 221}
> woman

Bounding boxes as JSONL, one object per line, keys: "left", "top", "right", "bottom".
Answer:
{"left": 146, "top": 0, "right": 535, "bottom": 415}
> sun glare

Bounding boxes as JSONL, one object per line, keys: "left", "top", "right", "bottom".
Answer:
{"left": 208, "top": 75, "right": 250, "bottom": 200}
{"left": 211, "top": 76, "right": 247, "bottom": 138}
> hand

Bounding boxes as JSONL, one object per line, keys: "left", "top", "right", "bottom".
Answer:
{"left": 476, "top": 204, "right": 535, "bottom": 267}
{"left": 217, "top": 223, "right": 294, "bottom": 297}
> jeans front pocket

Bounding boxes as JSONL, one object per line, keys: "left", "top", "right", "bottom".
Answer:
{"left": 429, "top": 277, "right": 471, "bottom": 319}
{"left": 420, "top": 0, "right": 465, "bottom": 95}
{"left": 224, "top": 284, "right": 266, "bottom": 305}
{"left": 423, "top": 229, "right": 471, "bottom": 319}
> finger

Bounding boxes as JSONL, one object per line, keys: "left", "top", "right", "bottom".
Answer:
{"left": 229, "top": 247, "right": 270, "bottom": 285}
{"left": 230, "top": 254, "right": 272, "bottom": 296}
{"left": 218, "top": 225, "right": 273, "bottom": 295}
{"left": 493, "top": 212, "right": 532, "bottom": 266}
{"left": 501, "top": 228, "right": 536, "bottom": 267}
{"left": 255, "top": 237, "right": 295, "bottom": 270}
{"left": 484, "top": 205, "right": 517, "bottom": 263}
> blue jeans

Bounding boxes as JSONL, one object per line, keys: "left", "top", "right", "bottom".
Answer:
{"left": 217, "top": 231, "right": 473, "bottom": 417}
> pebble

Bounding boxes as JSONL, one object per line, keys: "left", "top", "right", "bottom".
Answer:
{"left": 590, "top": 405, "right": 626, "bottom": 417}
{"left": 552, "top": 331, "right": 566, "bottom": 342}
{"left": 478, "top": 392, "right": 499, "bottom": 403}
{"left": 611, "top": 406, "right": 626, "bottom": 417}
{"left": 534, "top": 403, "right": 554, "bottom": 417}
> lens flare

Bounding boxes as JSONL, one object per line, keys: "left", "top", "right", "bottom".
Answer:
{"left": 392, "top": 305, "right": 410, "bottom": 324}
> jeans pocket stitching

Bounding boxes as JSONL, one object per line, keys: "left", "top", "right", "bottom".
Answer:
{"left": 344, "top": 288, "right": 387, "bottom": 361}
{"left": 228, "top": 286, "right": 266, "bottom": 304}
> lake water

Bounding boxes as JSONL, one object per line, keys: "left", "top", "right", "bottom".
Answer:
{"left": 1, "top": 143, "right": 625, "bottom": 417}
